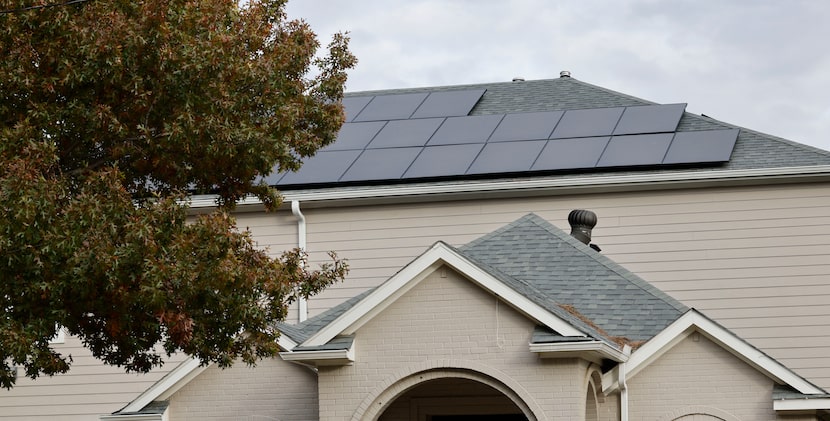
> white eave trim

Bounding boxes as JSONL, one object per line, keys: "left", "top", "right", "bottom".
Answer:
{"left": 300, "top": 242, "right": 586, "bottom": 348}
{"left": 530, "top": 340, "right": 629, "bottom": 362}
{"left": 602, "top": 309, "right": 825, "bottom": 395}
{"left": 120, "top": 334, "right": 297, "bottom": 413}
{"left": 279, "top": 347, "right": 355, "bottom": 366}
{"left": 774, "top": 398, "right": 830, "bottom": 411}
{"left": 188, "top": 165, "right": 830, "bottom": 209}
{"left": 100, "top": 414, "right": 165, "bottom": 421}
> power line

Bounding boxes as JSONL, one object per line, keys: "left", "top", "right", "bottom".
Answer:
{"left": 0, "top": 0, "right": 94, "bottom": 15}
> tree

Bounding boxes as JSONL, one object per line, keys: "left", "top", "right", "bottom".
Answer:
{"left": 0, "top": 0, "right": 354, "bottom": 388}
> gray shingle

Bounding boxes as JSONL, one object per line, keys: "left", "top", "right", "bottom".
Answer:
{"left": 459, "top": 213, "right": 687, "bottom": 342}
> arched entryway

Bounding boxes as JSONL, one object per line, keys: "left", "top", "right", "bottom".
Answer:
{"left": 352, "top": 366, "right": 542, "bottom": 421}
{"left": 378, "top": 377, "right": 528, "bottom": 421}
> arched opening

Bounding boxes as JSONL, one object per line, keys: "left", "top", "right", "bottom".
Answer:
{"left": 378, "top": 377, "right": 529, "bottom": 421}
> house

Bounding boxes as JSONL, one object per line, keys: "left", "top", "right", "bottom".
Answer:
{"left": 3, "top": 74, "right": 830, "bottom": 420}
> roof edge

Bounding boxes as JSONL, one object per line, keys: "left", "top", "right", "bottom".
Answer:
{"left": 188, "top": 165, "right": 830, "bottom": 211}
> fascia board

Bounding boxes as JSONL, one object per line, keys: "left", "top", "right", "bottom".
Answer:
{"left": 301, "top": 242, "right": 585, "bottom": 348}
{"left": 121, "top": 358, "right": 206, "bottom": 413}
{"left": 529, "top": 341, "right": 628, "bottom": 362}
{"left": 279, "top": 347, "right": 355, "bottom": 365}
{"left": 621, "top": 310, "right": 825, "bottom": 395}
{"left": 121, "top": 334, "right": 298, "bottom": 413}
{"left": 774, "top": 398, "right": 830, "bottom": 411}
{"left": 188, "top": 165, "right": 830, "bottom": 210}
{"left": 99, "top": 415, "right": 164, "bottom": 421}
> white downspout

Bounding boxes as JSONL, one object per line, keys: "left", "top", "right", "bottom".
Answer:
{"left": 291, "top": 200, "right": 308, "bottom": 322}
{"left": 619, "top": 345, "right": 632, "bottom": 421}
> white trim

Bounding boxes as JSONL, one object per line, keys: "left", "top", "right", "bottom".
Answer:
{"left": 529, "top": 340, "right": 628, "bottom": 362}
{"left": 120, "top": 334, "right": 298, "bottom": 413}
{"left": 602, "top": 309, "right": 825, "bottom": 395}
{"left": 774, "top": 398, "right": 830, "bottom": 411}
{"left": 188, "top": 165, "right": 830, "bottom": 209}
{"left": 49, "top": 325, "right": 66, "bottom": 344}
{"left": 279, "top": 346, "right": 355, "bottom": 366}
{"left": 120, "top": 358, "right": 207, "bottom": 413}
{"left": 100, "top": 414, "right": 165, "bottom": 421}
{"left": 301, "top": 242, "right": 585, "bottom": 348}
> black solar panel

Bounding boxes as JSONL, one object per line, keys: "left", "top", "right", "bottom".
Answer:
{"left": 411, "top": 89, "right": 486, "bottom": 118}
{"left": 532, "top": 137, "right": 610, "bottom": 171}
{"left": 428, "top": 115, "right": 503, "bottom": 145}
{"left": 596, "top": 134, "right": 674, "bottom": 167}
{"left": 339, "top": 148, "right": 422, "bottom": 181}
{"left": 403, "top": 144, "right": 484, "bottom": 178}
{"left": 324, "top": 121, "right": 386, "bottom": 151}
{"left": 466, "top": 140, "right": 546, "bottom": 174}
{"left": 489, "top": 111, "right": 564, "bottom": 142}
{"left": 663, "top": 129, "right": 740, "bottom": 164}
{"left": 342, "top": 96, "right": 373, "bottom": 122}
{"left": 278, "top": 150, "right": 362, "bottom": 185}
{"left": 613, "top": 104, "right": 686, "bottom": 135}
{"left": 367, "top": 118, "right": 444, "bottom": 149}
{"left": 550, "top": 107, "right": 624, "bottom": 139}
{"left": 352, "top": 93, "right": 428, "bottom": 122}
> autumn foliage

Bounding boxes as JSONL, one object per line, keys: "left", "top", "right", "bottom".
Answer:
{"left": 0, "top": 0, "right": 354, "bottom": 388}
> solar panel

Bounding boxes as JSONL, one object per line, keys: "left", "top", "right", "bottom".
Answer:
{"left": 427, "top": 114, "right": 503, "bottom": 145}
{"left": 531, "top": 137, "right": 610, "bottom": 171}
{"left": 339, "top": 147, "right": 422, "bottom": 182}
{"left": 466, "top": 140, "right": 546, "bottom": 174}
{"left": 278, "top": 150, "right": 362, "bottom": 185}
{"left": 550, "top": 107, "right": 625, "bottom": 139}
{"left": 613, "top": 103, "right": 686, "bottom": 135}
{"left": 663, "top": 129, "right": 740, "bottom": 164}
{"left": 488, "top": 111, "right": 564, "bottom": 142}
{"left": 411, "top": 89, "right": 486, "bottom": 118}
{"left": 341, "top": 96, "right": 373, "bottom": 122}
{"left": 352, "top": 92, "right": 428, "bottom": 122}
{"left": 596, "top": 133, "right": 674, "bottom": 167}
{"left": 403, "top": 144, "right": 484, "bottom": 178}
{"left": 367, "top": 118, "right": 444, "bottom": 148}
{"left": 324, "top": 121, "right": 386, "bottom": 151}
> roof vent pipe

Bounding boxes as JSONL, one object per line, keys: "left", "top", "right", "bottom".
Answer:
{"left": 512, "top": 77, "right": 525, "bottom": 82}
{"left": 568, "top": 209, "right": 600, "bottom": 251}
{"left": 560, "top": 70, "right": 571, "bottom": 78}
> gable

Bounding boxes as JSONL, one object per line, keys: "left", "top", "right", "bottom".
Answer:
{"left": 353, "top": 264, "right": 538, "bottom": 362}
{"left": 627, "top": 334, "right": 779, "bottom": 420}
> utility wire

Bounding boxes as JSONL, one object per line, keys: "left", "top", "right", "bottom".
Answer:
{"left": 0, "top": 0, "right": 94, "bottom": 14}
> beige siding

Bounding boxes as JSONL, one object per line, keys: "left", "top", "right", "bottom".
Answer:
{"left": 262, "top": 183, "right": 830, "bottom": 390}
{"left": 0, "top": 334, "right": 187, "bottom": 420}
{"left": 167, "top": 357, "right": 319, "bottom": 421}
{"left": 628, "top": 333, "right": 797, "bottom": 420}
{"left": 316, "top": 266, "right": 593, "bottom": 420}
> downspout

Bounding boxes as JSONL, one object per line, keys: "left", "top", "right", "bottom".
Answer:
{"left": 619, "top": 345, "right": 632, "bottom": 421}
{"left": 291, "top": 201, "right": 308, "bottom": 322}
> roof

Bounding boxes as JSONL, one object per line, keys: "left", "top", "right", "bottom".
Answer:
{"left": 284, "top": 213, "right": 686, "bottom": 347}
{"left": 265, "top": 77, "right": 830, "bottom": 190}
{"left": 458, "top": 213, "right": 686, "bottom": 341}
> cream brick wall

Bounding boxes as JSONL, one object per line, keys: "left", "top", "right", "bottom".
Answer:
{"left": 167, "top": 357, "right": 318, "bottom": 421}
{"left": 316, "top": 265, "right": 593, "bottom": 421}
{"left": 628, "top": 333, "right": 799, "bottom": 421}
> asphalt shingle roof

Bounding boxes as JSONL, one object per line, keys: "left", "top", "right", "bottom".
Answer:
{"left": 458, "top": 213, "right": 687, "bottom": 342}
{"left": 280, "top": 213, "right": 687, "bottom": 348}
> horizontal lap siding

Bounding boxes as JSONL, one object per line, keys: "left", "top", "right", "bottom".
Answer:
{"left": 0, "top": 334, "right": 188, "bottom": 420}
{"left": 289, "top": 182, "right": 830, "bottom": 390}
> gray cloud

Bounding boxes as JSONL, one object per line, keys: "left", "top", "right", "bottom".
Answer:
{"left": 287, "top": 0, "right": 830, "bottom": 150}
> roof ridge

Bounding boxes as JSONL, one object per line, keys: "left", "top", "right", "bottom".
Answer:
{"left": 459, "top": 213, "right": 544, "bottom": 251}
{"left": 565, "top": 77, "right": 656, "bottom": 106}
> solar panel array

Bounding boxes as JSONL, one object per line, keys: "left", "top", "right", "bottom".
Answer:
{"left": 272, "top": 89, "right": 740, "bottom": 186}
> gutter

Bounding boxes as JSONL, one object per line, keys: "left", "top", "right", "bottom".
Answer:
{"left": 529, "top": 340, "right": 629, "bottom": 363}
{"left": 291, "top": 201, "right": 308, "bottom": 322}
{"left": 188, "top": 165, "right": 830, "bottom": 210}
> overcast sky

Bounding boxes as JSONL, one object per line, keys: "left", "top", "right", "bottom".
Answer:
{"left": 286, "top": 1, "right": 830, "bottom": 152}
